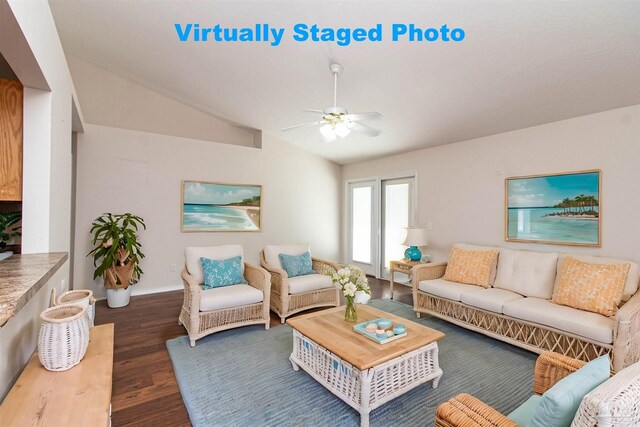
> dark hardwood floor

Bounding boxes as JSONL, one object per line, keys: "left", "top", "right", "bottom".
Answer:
{"left": 95, "top": 277, "right": 413, "bottom": 426}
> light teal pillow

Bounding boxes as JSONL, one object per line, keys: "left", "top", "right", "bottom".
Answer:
{"left": 200, "top": 256, "right": 247, "bottom": 290}
{"left": 279, "top": 252, "right": 315, "bottom": 277}
{"left": 529, "top": 355, "right": 610, "bottom": 427}
{"left": 508, "top": 395, "right": 542, "bottom": 426}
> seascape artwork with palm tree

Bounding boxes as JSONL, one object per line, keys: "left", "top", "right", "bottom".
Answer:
{"left": 182, "top": 181, "right": 261, "bottom": 232}
{"left": 506, "top": 170, "right": 600, "bottom": 246}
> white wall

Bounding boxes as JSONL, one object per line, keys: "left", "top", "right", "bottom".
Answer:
{"left": 0, "top": 269, "right": 65, "bottom": 399}
{"left": 0, "top": 0, "right": 76, "bottom": 400}
{"left": 74, "top": 125, "right": 342, "bottom": 296}
{"left": 6, "top": 1, "right": 76, "bottom": 254}
{"left": 68, "top": 56, "right": 259, "bottom": 148}
{"left": 343, "top": 104, "right": 640, "bottom": 264}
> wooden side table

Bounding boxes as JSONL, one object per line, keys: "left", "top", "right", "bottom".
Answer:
{"left": 389, "top": 259, "right": 422, "bottom": 299}
{"left": 0, "top": 323, "right": 114, "bottom": 426}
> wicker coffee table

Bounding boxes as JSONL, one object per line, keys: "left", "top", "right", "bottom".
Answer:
{"left": 286, "top": 305, "right": 445, "bottom": 427}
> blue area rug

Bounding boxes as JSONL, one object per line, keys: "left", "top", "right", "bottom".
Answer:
{"left": 166, "top": 300, "right": 537, "bottom": 426}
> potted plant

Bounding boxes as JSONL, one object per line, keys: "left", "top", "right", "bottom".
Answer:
{"left": 87, "top": 213, "right": 145, "bottom": 308}
{"left": 0, "top": 211, "right": 21, "bottom": 261}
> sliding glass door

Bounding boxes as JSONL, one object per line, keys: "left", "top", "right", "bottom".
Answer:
{"left": 381, "top": 178, "right": 413, "bottom": 278}
{"left": 347, "top": 175, "right": 415, "bottom": 278}
{"left": 347, "top": 181, "right": 377, "bottom": 275}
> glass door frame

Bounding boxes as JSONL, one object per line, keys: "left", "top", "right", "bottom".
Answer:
{"left": 380, "top": 176, "right": 416, "bottom": 280}
{"left": 344, "top": 171, "right": 417, "bottom": 279}
{"left": 346, "top": 180, "right": 378, "bottom": 276}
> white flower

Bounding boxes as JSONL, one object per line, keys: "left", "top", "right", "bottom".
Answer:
{"left": 337, "top": 268, "right": 349, "bottom": 276}
{"left": 354, "top": 290, "right": 370, "bottom": 304}
{"left": 343, "top": 282, "right": 357, "bottom": 297}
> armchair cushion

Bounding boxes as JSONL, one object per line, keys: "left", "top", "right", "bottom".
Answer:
{"left": 507, "top": 395, "right": 542, "bottom": 426}
{"left": 279, "top": 252, "right": 315, "bottom": 277}
{"left": 529, "top": 355, "right": 610, "bottom": 427}
{"left": 263, "top": 244, "right": 310, "bottom": 270}
{"left": 199, "top": 284, "right": 263, "bottom": 312}
{"left": 288, "top": 274, "right": 333, "bottom": 295}
{"left": 186, "top": 245, "right": 244, "bottom": 285}
{"left": 201, "top": 256, "right": 247, "bottom": 289}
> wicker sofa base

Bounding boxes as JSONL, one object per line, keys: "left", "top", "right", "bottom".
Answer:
{"left": 415, "top": 292, "right": 611, "bottom": 367}
{"left": 271, "top": 287, "right": 339, "bottom": 323}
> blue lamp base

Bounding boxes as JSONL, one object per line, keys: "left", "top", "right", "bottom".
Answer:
{"left": 404, "top": 246, "right": 422, "bottom": 261}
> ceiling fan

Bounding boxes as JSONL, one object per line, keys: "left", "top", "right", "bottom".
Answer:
{"left": 282, "top": 63, "right": 382, "bottom": 141}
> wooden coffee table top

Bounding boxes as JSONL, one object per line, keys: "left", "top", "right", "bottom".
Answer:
{"left": 286, "top": 304, "right": 445, "bottom": 370}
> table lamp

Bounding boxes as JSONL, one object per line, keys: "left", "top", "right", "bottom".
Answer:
{"left": 402, "top": 227, "right": 428, "bottom": 261}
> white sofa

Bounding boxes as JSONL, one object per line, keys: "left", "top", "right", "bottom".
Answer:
{"left": 412, "top": 244, "right": 640, "bottom": 372}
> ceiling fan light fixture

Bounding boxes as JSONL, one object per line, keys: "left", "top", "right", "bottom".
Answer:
{"left": 281, "top": 63, "right": 381, "bottom": 140}
{"left": 320, "top": 124, "right": 337, "bottom": 141}
{"left": 334, "top": 122, "right": 351, "bottom": 138}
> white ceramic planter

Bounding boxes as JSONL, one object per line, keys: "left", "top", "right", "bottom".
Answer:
{"left": 106, "top": 287, "right": 131, "bottom": 308}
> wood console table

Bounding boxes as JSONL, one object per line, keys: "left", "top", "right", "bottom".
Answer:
{"left": 0, "top": 323, "right": 114, "bottom": 426}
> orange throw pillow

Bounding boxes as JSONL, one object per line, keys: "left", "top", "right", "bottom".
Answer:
{"left": 553, "top": 256, "right": 630, "bottom": 317}
{"left": 443, "top": 247, "right": 499, "bottom": 288}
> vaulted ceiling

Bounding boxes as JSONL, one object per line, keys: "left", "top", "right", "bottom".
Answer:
{"left": 49, "top": 0, "right": 640, "bottom": 164}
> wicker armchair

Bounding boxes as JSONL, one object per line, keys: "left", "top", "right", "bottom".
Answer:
{"left": 572, "top": 359, "right": 640, "bottom": 426}
{"left": 179, "top": 245, "right": 271, "bottom": 346}
{"left": 435, "top": 352, "right": 586, "bottom": 427}
{"left": 260, "top": 244, "right": 340, "bottom": 323}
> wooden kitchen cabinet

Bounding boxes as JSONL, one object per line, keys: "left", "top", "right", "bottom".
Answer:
{"left": 0, "top": 78, "right": 23, "bottom": 201}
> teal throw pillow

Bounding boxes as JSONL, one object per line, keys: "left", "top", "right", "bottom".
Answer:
{"left": 279, "top": 252, "right": 315, "bottom": 277}
{"left": 529, "top": 355, "right": 610, "bottom": 427}
{"left": 507, "top": 395, "right": 542, "bottom": 426}
{"left": 200, "top": 256, "right": 247, "bottom": 289}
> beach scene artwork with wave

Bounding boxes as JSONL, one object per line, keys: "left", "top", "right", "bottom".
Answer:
{"left": 506, "top": 171, "right": 600, "bottom": 245}
{"left": 182, "top": 181, "right": 261, "bottom": 231}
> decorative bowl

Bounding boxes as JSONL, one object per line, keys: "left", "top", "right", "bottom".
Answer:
{"left": 377, "top": 319, "right": 393, "bottom": 330}
{"left": 392, "top": 324, "right": 407, "bottom": 335}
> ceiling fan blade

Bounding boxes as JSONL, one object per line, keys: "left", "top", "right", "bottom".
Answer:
{"left": 303, "top": 109, "right": 325, "bottom": 114}
{"left": 344, "top": 112, "right": 383, "bottom": 121}
{"left": 347, "top": 121, "right": 381, "bottom": 137}
{"left": 281, "top": 121, "right": 325, "bottom": 131}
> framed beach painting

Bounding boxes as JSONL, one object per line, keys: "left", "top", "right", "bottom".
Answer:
{"left": 505, "top": 170, "right": 601, "bottom": 247}
{"left": 181, "top": 180, "right": 261, "bottom": 232}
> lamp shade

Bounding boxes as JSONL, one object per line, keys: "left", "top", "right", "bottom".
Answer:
{"left": 402, "top": 228, "right": 428, "bottom": 246}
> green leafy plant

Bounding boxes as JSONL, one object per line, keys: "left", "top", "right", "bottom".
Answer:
{"left": 87, "top": 213, "right": 146, "bottom": 288}
{"left": 0, "top": 211, "right": 21, "bottom": 252}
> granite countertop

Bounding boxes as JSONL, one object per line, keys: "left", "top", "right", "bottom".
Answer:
{"left": 0, "top": 252, "right": 68, "bottom": 327}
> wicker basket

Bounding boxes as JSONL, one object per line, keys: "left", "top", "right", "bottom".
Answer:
{"left": 55, "top": 289, "right": 96, "bottom": 327}
{"left": 38, "top": 304, "right": 90, "bottom": 372}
